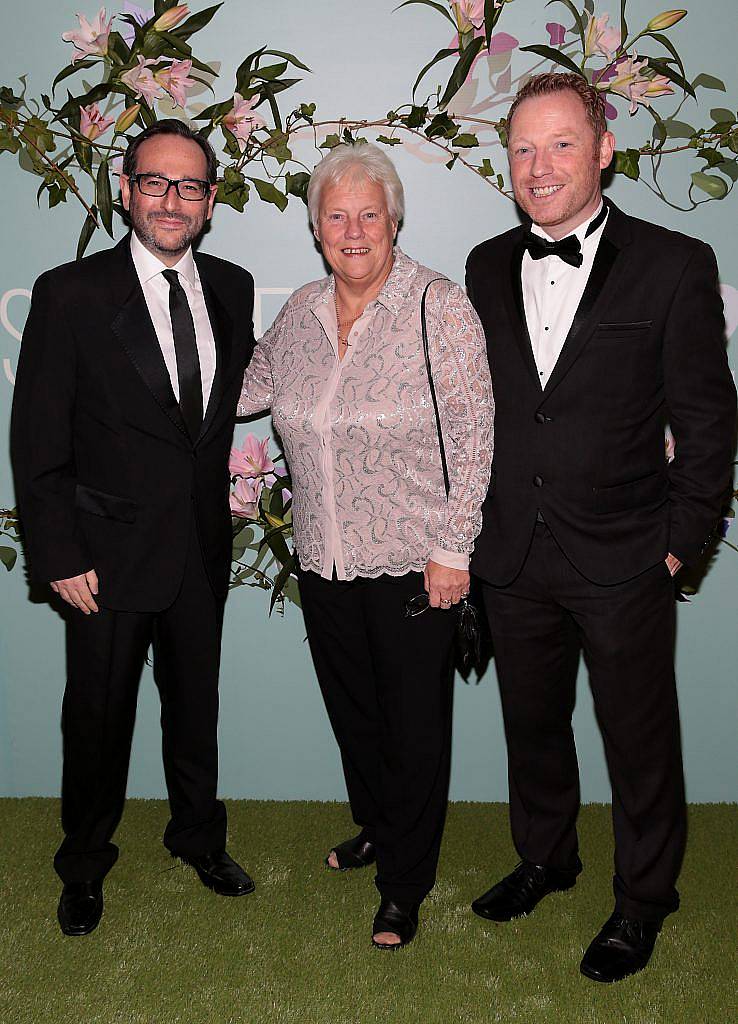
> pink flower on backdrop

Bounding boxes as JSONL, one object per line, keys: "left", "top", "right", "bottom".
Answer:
{"left": 120, "top": 55, "right": 165, "bottom": 105}
{"left": 155, "top": 59, "right": 196, "bottom": 109}
{"left": 153, "top": 4, "right": 190, "bottom": 32}
{"left": 119, "top": 2, "right": 153, "bottom": 47}
{"left": 546, "top": 23, "right": 567, "bottom": 46}
{"left": 605, "top": 53, "right": 674, "bottom": 114}
{"left": 223, "top": 93, "right": 267, "bottom": 150}
{"left": 62, "top": 7, "right": 113, "bottom": 63}
{"left": 79, "top": 102, "right": 115, "bottom": 141}
{"left": 584, "top": 13, "right": 621, "bottom": 62}
{"left": 229, "top": 434, "right": 274, "bottom": 479}
{"left": 230, "top": 475, "right": 263, "bottom": 519}
{"left": 450, "top": 0, "right": 486, "bottom": 33}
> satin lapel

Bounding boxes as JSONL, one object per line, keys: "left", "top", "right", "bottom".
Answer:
{"left": 542, "top": 202, "right": 630, "bottom": 399}
{"left": 503, "top": 237, "right": 543, "bottom": 388}
{"left": 198, "top": 269, "right": 233, "bottom": 442}
{"left": 109, "top": 239, "right": 188, "bottom": 438}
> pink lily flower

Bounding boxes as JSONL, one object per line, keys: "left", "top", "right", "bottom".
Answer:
{"left": 62, "top": 7, "right": 113, "bottom": 63}
{"left": 79, "top": 102, "right": 115, "bottom": 141}
{"left": 546, "top": 22, "right": 567, "bottom": 46}
{"left": 605, "top": 53, "right": 674, "bottom": 114}
{"left": 584, "top": 13, "right": 621, "bottom": 61}
{"left": 120, "top": 55, "right": 165, "bottom": 106}
{"left": 229, "top": 434, "right": 274, "bottom": 479}
{"left": 153, "top": 4, "right": 190, "bottom": 31}
{"left": 155, "top": 59, "right": 196, "bottom": 109}
{"left": 223, "top": 93, "right": 267, "bottom": 150}
{"left": 450, "top": 0, "right": 486, "bottom": 34}
{"left": 230, "top": 475, "right": 263, "bottom": 519}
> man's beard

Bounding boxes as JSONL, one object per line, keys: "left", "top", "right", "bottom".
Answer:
{"left": 129, "top": 195, "right": 207, "bottom": 257}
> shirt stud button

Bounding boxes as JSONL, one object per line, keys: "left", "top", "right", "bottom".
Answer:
{"left": 533, "top": 475, "right": 544, "bottom": 487}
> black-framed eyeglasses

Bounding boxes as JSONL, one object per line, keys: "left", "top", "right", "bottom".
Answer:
{"left": 131, "top": 173, "right": 211, "bottom": 201}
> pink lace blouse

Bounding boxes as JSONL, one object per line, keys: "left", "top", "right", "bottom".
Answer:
{"left": 238, "top": 249, "right": 494, "bottom": 580}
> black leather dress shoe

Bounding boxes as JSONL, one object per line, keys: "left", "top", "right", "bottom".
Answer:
{"left": 580, "top": 913, "right": 661, "bottom": 983}
{"left": 185, "top": 850, "right": 255, "bottom": 896}
{"left": 472, "top": 860, "right": 580, "bottom": 921}
{"left": 372, "top": 898, "right": 419, "bottom": 950}
{"left": 326, "top": 831, "right": 376, "bottom": 871}
{"left": 57, "top": 881, "right": 103, "bottom": 936}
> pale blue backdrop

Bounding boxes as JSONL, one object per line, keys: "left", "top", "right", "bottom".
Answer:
{"left": 1, "top": 0, "right": 735, "bottom": 802}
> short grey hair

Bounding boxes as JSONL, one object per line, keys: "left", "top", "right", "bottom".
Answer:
{"left": 307, "top": 142, "right": 405, "bottom": 228}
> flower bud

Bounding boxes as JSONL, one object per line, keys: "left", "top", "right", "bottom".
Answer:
{"left": 114, "top": 103, "right": 142, "bottom": 134}
{"left": 153, "top": 5, "right": 190, "bottom": 32}
{"left": 646, "top": 10, "right": 687, "bottom": 31}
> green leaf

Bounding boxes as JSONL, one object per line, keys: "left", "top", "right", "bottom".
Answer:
{"left": 692, "top": 73, "right": 726, "bottom": 92}
{"left": 646, "top": 31, "right": 687, "bottom": 82}
{"left": 247, "top": 176, "right": 288, "bottom": 211}
{"left": 548, "top": 0, "right": 586, "bottom": 51}
{"left": 698, "top": 148, "right": 725, "bottom": 169}
{"left": 405, "top": 105, "right": 428, "bottom": 129}
{"left": 299, "top": 102, "right": 316, "bottom": 121}
{"left": 96, "top": 158, "right": 113, "bottom": 237}
{"left": 425, "top": 112, "right": 458, "bottom": 139}
{"left": 453, "top": 133, "right": 479, "bottom": 148}
{"left": 662, "top": 119, "right": 696, "bottom": 139}
{"left": 285, "top": 171, "right": 310, "bottom": 201}
{"left": 410, "top": 46, "right": 457, "bottom": 100}
{"left": 716, "top": 159, "right": 738, "bottom": 182}
{"left": 619, "top": 0, "right": 628, "bottom": 46}
{"left": 262, "top": 49, "right": 311, "bottom": 73}
{"left": 76, "top": 207, "right": 98, "bottom": 260}
{"left": 646, "top": 57, "right": 695, "bottom": 99}
{"left": 710, "top": 108, "right": 736, "bottom": 125}
{"left": 395, "top": 0, "right": 457, "bottom": 28}
{"left": 0, "top": 546, "right": 17, "bottom": 571}
{"left": 519, "top": 44, "right": 585, "bottom": 78}
{"left": 0, "top": 86, "right": 23, "bottom": 108}
{"left": 376, "top": 134, "right": 402, "bottom": 146}
{"left": 613, "top": 148, "right": 641, "bottom": 180}
{"left": 0, "top": 127, "right": 20, "bottom": 154}
{"left": 52, "top": 60, "right": 97, "bottom": 95}
{"left": 174, "top": 3, "right": 223, "bottom": 39}
{"left": 269, "top": 551, "right": 297, "bottom": 615}
{"left": 251, "top": 62, "right": 289, "bottom": 83}
{"left": 320, "top": 133, "right": 341, "bottom": 150}
{"left": 691, "top": 170, "right": 728, "bottom": 199}
{"left": 440, "top": 36, "right": 485, "bottom": 108}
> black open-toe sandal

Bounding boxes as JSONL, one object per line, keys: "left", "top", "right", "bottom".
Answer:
{"left": 371, "top": 898, "right": 419, "bottom": 950}
{"left": 325, "top": 832, "right": 376, "bottom": 871}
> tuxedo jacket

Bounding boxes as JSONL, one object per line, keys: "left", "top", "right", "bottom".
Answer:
{"left": 466, "top": 200, "right": 737, "bottom": 587}
{"left": 11, "top": 235, "right": 255, "bottom": 611}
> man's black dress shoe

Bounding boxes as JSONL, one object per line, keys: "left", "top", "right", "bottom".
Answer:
{"left": 580, "top": 913, "right": 661, "bottom": 983}
{"left": 326, "top": 831, "right": 376, "bottom": 871}
{"left": 472, "top": 860, "right": 580, "bottom": 921}
{"left": 372, "top": 898, "right": 419, "bottom": 950}
{"left": 57, "top": 881, "right": 103, "bottom": 936}
{"left": 184, "top": 850, "right": 255, "bottom": 896}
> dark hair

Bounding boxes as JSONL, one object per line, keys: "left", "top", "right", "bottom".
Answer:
{"left": 507, "top": 72, "right": 608, "bottom": 146}
{"left": 122, "top": 118, "right": 218, "bottom": 183}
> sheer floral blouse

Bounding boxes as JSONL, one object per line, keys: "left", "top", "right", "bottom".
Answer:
{"left": 238, "top": 249, "right": 494, "bottom": 581}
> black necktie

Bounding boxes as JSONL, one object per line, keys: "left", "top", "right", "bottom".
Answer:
{"left": 523, "top": 203, "right": 608, "bottom": 269}
{"left": 162, "top": 269, "right": 203, "bottom": 441}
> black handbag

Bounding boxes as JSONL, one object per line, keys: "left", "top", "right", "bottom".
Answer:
{"left": 410, "top": 278, "right": 483, "bottom": 673}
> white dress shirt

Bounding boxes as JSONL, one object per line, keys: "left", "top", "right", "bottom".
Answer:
{"left": 522, "top": 202, "right": 608, "bottom": 388}
{"left": 130, "top": 232, "right": 217, "bottom": 411}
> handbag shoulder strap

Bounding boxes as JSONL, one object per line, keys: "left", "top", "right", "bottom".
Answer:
{"left": 420, "top": 278, "right": 449, "bottom": 497}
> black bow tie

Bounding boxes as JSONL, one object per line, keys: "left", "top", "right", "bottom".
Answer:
{"left": 523, "top": 203, "right": 608, "bottom": 269}
{"left": 523, "top": 232, "right": 583, "bottom": 268}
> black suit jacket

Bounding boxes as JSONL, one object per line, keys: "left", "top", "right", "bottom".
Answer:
{"left": 11, "top": 235, "right": 255, "bottom": 611}
{"left": 466, "top": 200, "right": 737, "bottom": 586}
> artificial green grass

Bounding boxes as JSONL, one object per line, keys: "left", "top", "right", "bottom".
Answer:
{"left": 1, "top": 801, "right": 735, "bottom": 1024}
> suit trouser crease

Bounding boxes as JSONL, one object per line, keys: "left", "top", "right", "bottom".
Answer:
{"left": 482, "top": 522, "right": 686, "bottom": 922}
{"left": 54, "top": 523, "right": 227, "bottom": 883}
{"left": 299, "top": 568, "right": 456, "bottom": 904}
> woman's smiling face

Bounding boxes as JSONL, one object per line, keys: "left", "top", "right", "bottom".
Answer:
{"left": 315, "top": 175, "right": 397, "bottom": 291}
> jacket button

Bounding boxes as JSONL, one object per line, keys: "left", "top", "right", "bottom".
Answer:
{"left": 533, "top": 475, "right": 544, "bottom": 487}
{"left": 535, "top": 412, "right": 546, "bottom": 423}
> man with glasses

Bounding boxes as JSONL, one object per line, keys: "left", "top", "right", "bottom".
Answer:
{"left": 11, "top": 119, "right": 257, "bottom": 935}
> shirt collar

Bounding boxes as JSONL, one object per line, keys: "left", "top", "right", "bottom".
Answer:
{"left": 531, "top": 200, "right": 606, "bottom": 245}
{"left": 315, "top": 248, "right": 419, "bottom": 319}
{"left": 130, "top": 230, "right": 196, "bottom": 287}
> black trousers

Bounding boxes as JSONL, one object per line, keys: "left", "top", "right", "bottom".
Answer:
{"left": 482, "top": 521, "right": 686, "bottom": 923}
{"left": 54, "top": 524, "right": 227, "bottom": 884}
{"left": 298, "top": 568, "right": 457, "bottom": 905}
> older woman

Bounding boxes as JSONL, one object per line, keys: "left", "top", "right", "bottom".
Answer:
{"left": 238, "top": 144, "right": 493, "bottom": 948}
